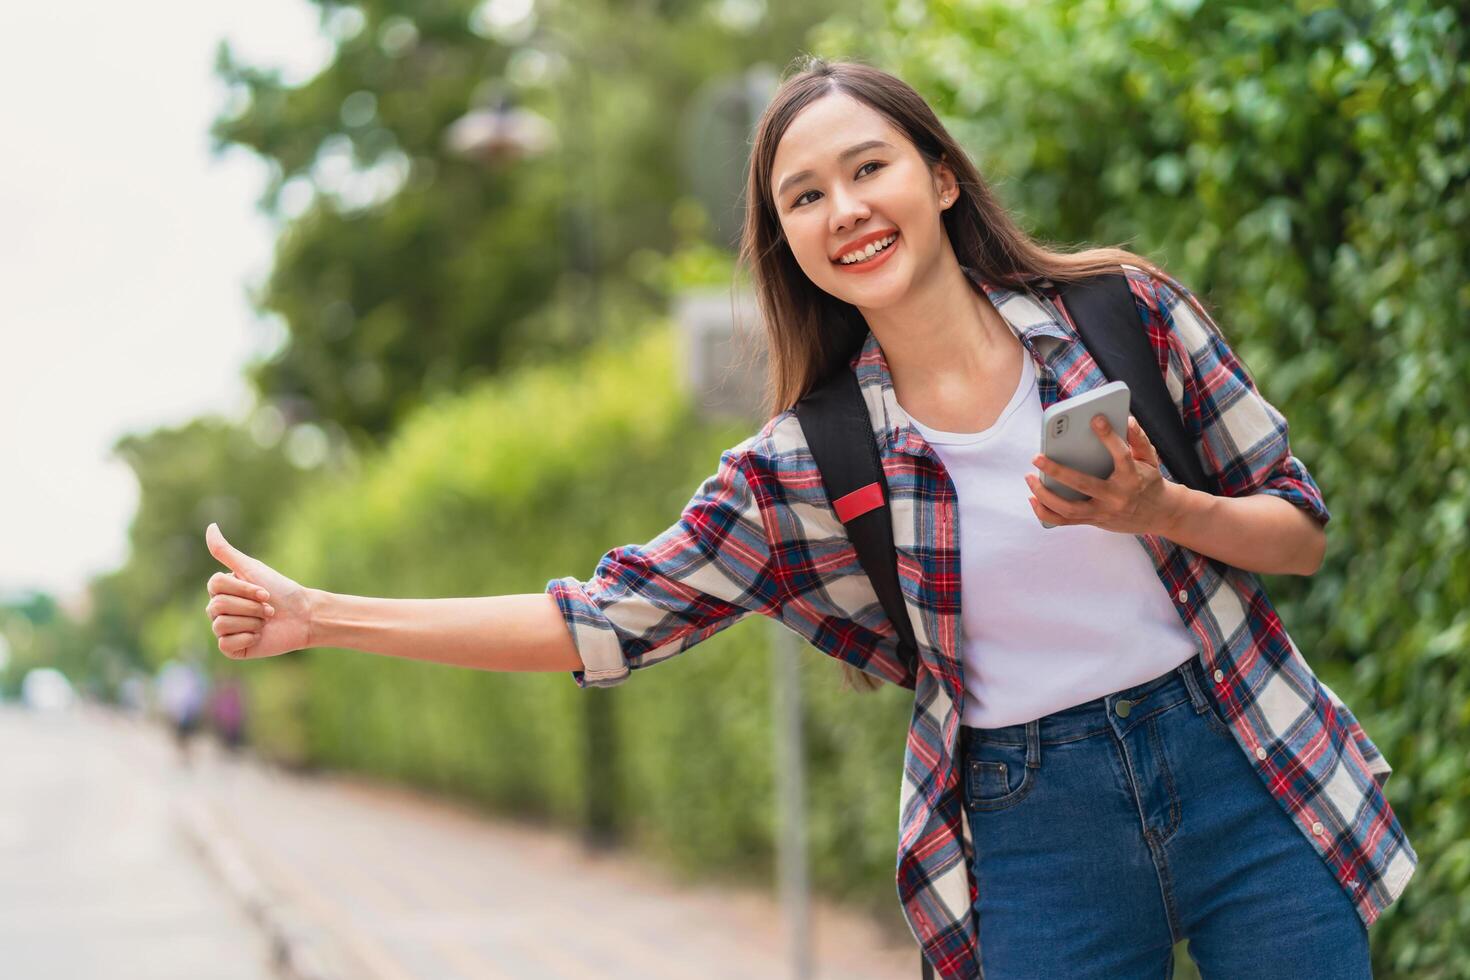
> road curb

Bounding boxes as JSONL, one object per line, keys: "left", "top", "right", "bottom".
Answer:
{"left": 175, "top": 794, "right": 351, "bottom": 980}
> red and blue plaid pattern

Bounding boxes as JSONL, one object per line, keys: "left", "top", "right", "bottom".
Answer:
{"left": 546, "top": 264, "right": 1417, "bottom": 979}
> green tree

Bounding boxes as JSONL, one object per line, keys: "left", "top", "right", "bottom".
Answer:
{"left": 211, "top": 0, "right": 842, "bottom": 446}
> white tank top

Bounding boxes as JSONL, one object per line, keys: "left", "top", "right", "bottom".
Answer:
{"left": 902, "top": 347, "right": 1199, "bottom": 728}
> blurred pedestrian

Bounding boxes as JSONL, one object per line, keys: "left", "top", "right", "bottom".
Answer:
{"left": 207, "top": 675, "right": 246, "bottom": 753}
{"left": 156, "top": 658, "right": 209, "bottom": 766}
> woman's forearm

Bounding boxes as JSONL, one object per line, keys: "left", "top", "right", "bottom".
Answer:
{"left": 1160, "top": 483, "right": 1327, "bottom": 576}
{"left": 305, "top": 589, "right": 586, "bottom": 673}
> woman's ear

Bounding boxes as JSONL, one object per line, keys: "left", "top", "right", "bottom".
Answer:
{"left": 933, "top": 160, "right": 959, "bottom": 208}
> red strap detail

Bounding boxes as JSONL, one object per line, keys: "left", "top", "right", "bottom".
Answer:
{"left": 833, "top": 481, "right": 884, "bottom": 523}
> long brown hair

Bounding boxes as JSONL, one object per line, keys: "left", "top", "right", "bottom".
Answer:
{"left": 737, "top": 55, "right": 1230, "bottom": 694}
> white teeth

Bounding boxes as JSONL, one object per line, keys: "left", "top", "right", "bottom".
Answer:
{"left": 839, "top": 233, "right": 897, "bottom": 264}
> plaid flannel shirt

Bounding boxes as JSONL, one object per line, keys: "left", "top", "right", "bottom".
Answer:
{"left": 546, "top": 264, "right": 1417, "bottom": 979}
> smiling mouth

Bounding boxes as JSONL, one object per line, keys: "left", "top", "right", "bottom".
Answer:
{"left": 832, "top": 230, "right": 901, "bottom": 271}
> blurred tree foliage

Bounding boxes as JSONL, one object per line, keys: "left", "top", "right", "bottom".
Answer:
{"left": 0, "top": 593, "right": 62, "bottom": 697}
{"left": 210, "top": 0, "right": 834, "bottom": 446}
{"left": 812, "top": 0, "right": 1468, "bottom": 973}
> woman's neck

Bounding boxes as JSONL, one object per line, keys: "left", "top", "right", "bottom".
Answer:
{"left": 860, "top": 257, "right": 1016, "bottom": 405}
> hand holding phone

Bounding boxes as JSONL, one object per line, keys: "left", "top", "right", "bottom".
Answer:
{"left": 1035, "top": 381, "right": 1131, "bottom": 528}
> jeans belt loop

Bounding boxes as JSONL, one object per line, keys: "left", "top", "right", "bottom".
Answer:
{"left": 1178, "top": 657, "right": 1209, "bottom": 714}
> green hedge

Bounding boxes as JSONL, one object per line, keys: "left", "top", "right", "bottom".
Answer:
{"left": 233, "top": 321, "right": 922, "bottom": 938}
{"left": 809, "top": 0, "right": 1468, "bottom": 972}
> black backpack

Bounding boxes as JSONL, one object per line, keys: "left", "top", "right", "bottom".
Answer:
{"left": 792, "top": 270, "right": 1223, "bottom": 980}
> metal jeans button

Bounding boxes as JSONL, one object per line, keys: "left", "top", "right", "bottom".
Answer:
{"left": 1115, "top": 699, "right": 1132, "bottom": 718}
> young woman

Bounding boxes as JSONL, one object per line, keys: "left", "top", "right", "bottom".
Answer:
{"left": 204, "top": 57, "right": 1415, "bottom": 980}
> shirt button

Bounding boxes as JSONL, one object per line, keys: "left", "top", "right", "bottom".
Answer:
{"left": 1177, "top": 589, "right": 1188, "bottom": 603}
{"left": 1312, "top": 821, "right": 1324, "bottom": 835}
{"left": 1213, "top": 669, "right": 1224, "bottom": 682}
{"left": 1255, "top": 747, "right": 1268, "bottom": 760}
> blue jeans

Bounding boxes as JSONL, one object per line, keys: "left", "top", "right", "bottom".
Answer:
{"left": 959, "top": 656, "right": 1371, "bottom": 979}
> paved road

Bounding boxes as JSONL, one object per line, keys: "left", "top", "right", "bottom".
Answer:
{"left": 20, "top": 700, "right": 922, "bottom": 980}
{"left": 0, "top": 702, "right": 277, "bottom": 980}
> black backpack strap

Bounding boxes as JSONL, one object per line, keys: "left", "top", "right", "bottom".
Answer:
{"left": 793, "top": 366, "right": 921, "bottom": 677}
{"left": 1056, "top": 271, "right": 1217, "bottom": 496}
{"left": 795, "top": 368, "right": 930, "bottom": 979}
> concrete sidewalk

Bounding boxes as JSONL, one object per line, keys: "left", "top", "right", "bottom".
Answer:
{"left": 0, "top": 703, "right": 276, "bottom": 979}
{"left": 95, "top": 705, "right": 923, "bottom": 980}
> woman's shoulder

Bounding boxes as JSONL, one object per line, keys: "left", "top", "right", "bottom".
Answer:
{"left": 1117, "top": 262, "right": 1218, "bottom": 351}
{"left": 728, "top": 408, "right": 807, "bottom": 467}
{"left": 1117, "top": 262, "right": 1176, "bottom": 317}
{"left": 728, "top": 409, "right": 845, "bottom": 515}
{"left": 1117, "top": 262, "right": 1155, "bottom": 296}
{"left": 732, "top": 409, "right": 854, "bottom": 547}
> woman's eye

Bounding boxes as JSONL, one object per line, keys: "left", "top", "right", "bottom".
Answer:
{"left": 791, "top": 160, "right": 885, "bottom": 208}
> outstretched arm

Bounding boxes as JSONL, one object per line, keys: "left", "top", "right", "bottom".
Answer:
{"left": 306, "top": 589, "right": 586, "bottom": 673}
{"left": 205, "top": 522, "right": 584, "bottom": 671}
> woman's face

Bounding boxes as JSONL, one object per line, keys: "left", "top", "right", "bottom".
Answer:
{"left": 769, "top": 92, "right": 957, "bottom": 309}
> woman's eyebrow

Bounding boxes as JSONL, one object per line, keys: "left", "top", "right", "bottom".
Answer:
{"left": 775, "top": 139, "right": 894, "bottom": 198}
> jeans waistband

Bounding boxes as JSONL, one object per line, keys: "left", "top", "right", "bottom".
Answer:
{"left": 960, "top": 655, "right": 1214, "bottom": 748}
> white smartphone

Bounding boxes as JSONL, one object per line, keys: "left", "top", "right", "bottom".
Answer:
{"left": 1036, "top": 380, "right": 1132, "bottom": 529}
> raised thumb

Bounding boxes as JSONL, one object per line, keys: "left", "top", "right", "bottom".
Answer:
{"left": 206, "top": 522, "right": 247, "bottom": 572}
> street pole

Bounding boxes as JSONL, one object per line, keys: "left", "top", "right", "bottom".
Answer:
{"left": 677, "top": 64, "right": 808, "bottom": 979}
{"left": 772, "top": 619, "right": 812, "bottom": 979}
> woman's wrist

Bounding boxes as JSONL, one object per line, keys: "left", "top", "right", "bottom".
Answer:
{"left": 306, "top": 587, "right": 379, "bottom": 652}
{"left": 304, "top": 586, "right": 333, "bottom": 650}
{"left": 1158, "top": 480, "right": 1206, "bottom": 539}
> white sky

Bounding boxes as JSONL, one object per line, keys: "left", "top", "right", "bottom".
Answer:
{"left": 0, "top": 3, "right": 334, "bottom": 605}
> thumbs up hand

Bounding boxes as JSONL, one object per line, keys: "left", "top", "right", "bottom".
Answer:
{"left": 204, "top": 523, "right": 313, "bottom": 660}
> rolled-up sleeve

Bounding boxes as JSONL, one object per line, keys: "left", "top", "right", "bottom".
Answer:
{"left": 1146, "top": 271, "right": 1331, "bottom": 526}
{"left": 545, "top": 446, "right": 782, "bottom": 688}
